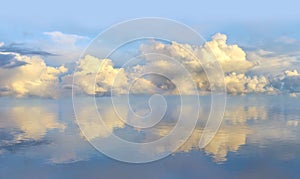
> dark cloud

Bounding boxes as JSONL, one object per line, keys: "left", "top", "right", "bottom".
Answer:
{"left": 0, "top": 43, "right": 56, "bottom": 69}
{"left": 0, "top": 43, "right": 56, "bottom": 56}
{"left": 0, "top": 53, "right": 28, "bottom": 68}
{"left": 0, "top": 54, "right": 14, "bottom": 64}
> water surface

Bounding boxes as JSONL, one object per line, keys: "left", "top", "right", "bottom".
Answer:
{"left": 0, "top": 95, "right": 299, "bottom": 178}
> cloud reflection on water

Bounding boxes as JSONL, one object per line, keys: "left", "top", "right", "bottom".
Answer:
{"left": 0, "top": 95, "right": 299, "bottom": 164}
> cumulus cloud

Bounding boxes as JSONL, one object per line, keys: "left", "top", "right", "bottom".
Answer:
{"left": 62, "top": 55, "right": 128, "bottom": 96}
{"left": 225, "top": 72, "right": 275, "bottom": 94}
{"left": 61, "top": 33, "right": 296, "bottom": 95}
{"left": 137, "top": 33, "right": 275, "bottom": 94}
{"left": 141, "top": 33, "right": 254, "bottom": 73}
{"left": 1, "top": 32, "right": 300, "bottom": 97}
{"left": 203, "top": 33, "right": 254, "bottom": 72}
{"left": 0, "top": 51, "right": 67, "bottom": 98}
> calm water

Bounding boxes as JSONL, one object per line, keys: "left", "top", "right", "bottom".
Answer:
{"left": 0, "top": 95, "right": 300, "bottom": 178}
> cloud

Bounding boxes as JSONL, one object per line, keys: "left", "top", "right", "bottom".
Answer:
{"left": 43, "top": 31, "right": 88, "bottom": 47}
{"left": 1, "top": 32, "right": 300, "bottom": 97}
{"left": 275, "top": 76, "right": 300, "bottom": 92}
{"left": 266, "top": 69, "right": 300, "bottom": 92}
{"left": 62, "top": 55, "right": 128, "bottom": 96}
{"left": 139, "top": 33, "right": 254, "bottom": 74}
{"left": 0, "top": 52, "right": 67, "bottom": 98}
{"left": 62, "top": 33, "right": 299, "bottom": 96}
{"left": 138, "top": 33, "right": 273, "bottom": 94}
{"left": 247, "top": 50, "right": 300, "bottom": 77}
{"left": 203, "top": 33, "right": 254, "bottom": 72}
{"left": 285, "top": 69, "right": 300, "bottom": 77}
{"left": 224, "top": 72, "right": 275, "bottom": 94}
{"left": 0, "top": 43, "right": 55, "bottom": 56}
{"left": 41, "top": 31, "right": 89, "bottom": 65}
{"left": 0, "top": 52, "right": 28, "bottom": 69}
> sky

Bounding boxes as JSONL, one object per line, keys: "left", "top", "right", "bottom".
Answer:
{"left": 1, "top": 0, "right": 300, "bottom": 51}
{"left": 0, "top": 0, "right": 300, "bottom": 98}
{"left": 1, "top": 0, "right": 300, "bottom": 42}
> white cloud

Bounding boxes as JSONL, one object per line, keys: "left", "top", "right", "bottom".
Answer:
{"left": 43, "top": 31, "right": 88, "bottom": 47}
{"left": 2, "top": 32, "right": 300, "bottom": 97}
{"left": 203, "top": 33, "right": 254, "bottom": 72}
{"left": 285, "top": 69, "right": 300, "bottom": 77}
{"left": 62, "top": 55, "right": 128, "bottom": 95}
{"left": 247, "top": 49, "right": 300, "bottom": 77}
{"left": 0, "top": 52, "right": 67, "bottom": 98}
{"left": 0, "top": 42, "right": 4, "bottom": 47}
{"left": 62, "top": 33, "right": 298, "bottom": 96}
{"left": 225, "top": 72, "right": 275, "bottom": 94}
{"left": 138, "top": 33, "right": 271, "bottom": 94}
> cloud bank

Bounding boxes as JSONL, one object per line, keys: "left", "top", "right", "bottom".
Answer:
{"left": 68, "top": 33, "right": 288, "bottom": 96}
{"left": 1, "top": 33, "right": 300, "bottom": 97}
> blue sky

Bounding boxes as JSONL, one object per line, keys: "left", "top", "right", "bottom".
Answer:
{"left": 1, "top": 0, "right": 300, "bottom": 43}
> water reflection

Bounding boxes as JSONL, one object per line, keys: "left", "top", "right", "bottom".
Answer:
{"left": 0, "top": 95, "right": 299, "bottom": 166}
{"left": 0, "top": 99, "right": 65, "bottom": 154}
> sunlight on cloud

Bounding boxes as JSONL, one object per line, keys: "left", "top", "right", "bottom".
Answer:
{"left": 1, "top": 33, "right": 300, "bottom": 97}
{"left": 0, "top": 52, "right": 67, "bottom": 98}
{"left": 203, "top": 33, "right": 254, "bottom": 72}
{"left": 224, "top": 73, "right": 275, "bottom": 94}
{"left": 69, "top": 33, "right": 268, "bottom": 95}
{"left": 63, "top": 55, "right": 128, "bottom": 95}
